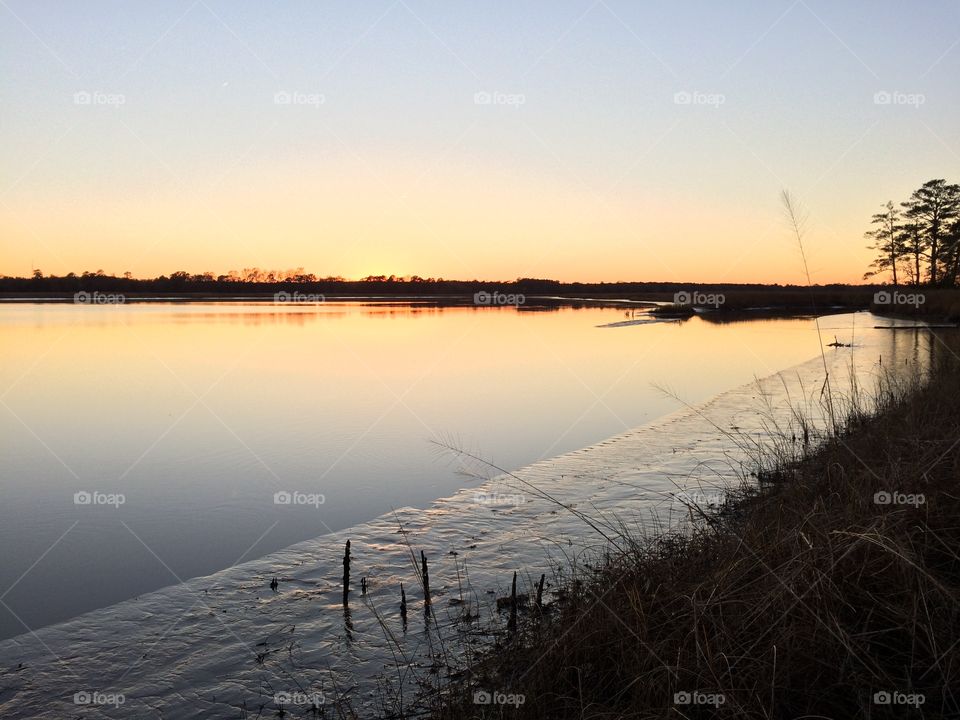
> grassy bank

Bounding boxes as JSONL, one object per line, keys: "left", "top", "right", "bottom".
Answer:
{"left": 431, "top": 334, "right": 960, "bottom": 719}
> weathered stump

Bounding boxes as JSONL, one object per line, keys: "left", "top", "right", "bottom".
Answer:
{"left": 342, "top": 540, "right": 351, "bottom": 605}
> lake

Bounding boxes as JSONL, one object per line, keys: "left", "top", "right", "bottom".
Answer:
{"left": 0, "top": 300, "right": 883, "bottom": 640}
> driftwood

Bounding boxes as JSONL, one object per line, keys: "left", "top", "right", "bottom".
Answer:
{"left": 826, "top": 336, "right": 851, "bottom": 347}
{"left": 874, "top": 324, "right": 958, "bottom": 329}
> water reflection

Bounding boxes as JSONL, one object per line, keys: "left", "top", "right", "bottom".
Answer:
{"left": 0, "top": 303, "right": 915, "bottom": 640}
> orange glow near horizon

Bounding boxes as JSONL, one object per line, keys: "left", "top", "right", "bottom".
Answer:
{"left": 1, "top": 157, "right": 877, "bottom": 285}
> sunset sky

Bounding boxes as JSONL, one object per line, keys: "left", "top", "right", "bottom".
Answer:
{"left": 2, "top": 0, "right": 958, "bottom": 283}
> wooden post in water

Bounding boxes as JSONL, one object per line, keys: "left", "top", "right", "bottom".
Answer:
{"left": 400, "top": 582, "right": 407, "bottom": 621}
{"left": 508, "top": 571, "right": 518, "bottom": 632}
{"left": 361, "top": 577, "right": 367, "bottom": 595}
{"left": 535, "top": 573, "right": 545, "bottom": 611}
{"left": 421, "top": 551, "right": 431, "bottom": 607}
{"left": 342, "top": 540, "right": 351, "bottom": 605}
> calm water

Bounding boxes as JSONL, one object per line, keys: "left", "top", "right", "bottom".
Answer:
{"left": 0, "top": 301, "right": 858, "bottom": 639}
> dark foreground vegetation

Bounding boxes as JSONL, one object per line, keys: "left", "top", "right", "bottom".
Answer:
{"left": 431, "top": 333, "right": 960, "bottom": 719}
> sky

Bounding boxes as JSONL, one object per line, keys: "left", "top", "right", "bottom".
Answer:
{"left": 1, "top": 0, "right": 958, "bottom": 284}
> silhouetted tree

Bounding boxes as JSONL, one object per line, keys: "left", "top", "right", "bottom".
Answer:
{"left": 943, "top": 216, "right": 960, "bottom": 285}
{"left": 863, "top": 201, "right": 903, "bottom": 284}
{"left": 902, "top": 179, "right": 960, "bottom": 285}
{"left": 898, "top": 220, "right": 926, "bottom": 287}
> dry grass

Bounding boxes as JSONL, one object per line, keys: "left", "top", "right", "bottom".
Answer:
{"left": 430, "top": 335, "right": 960, "bottom": 719}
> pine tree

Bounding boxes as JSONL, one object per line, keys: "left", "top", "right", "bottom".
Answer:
{"left": 901, "top": 179, "right": 960, "bottom": 285}
{"left": 863, "top": 201, "right": 903, "bottom": 284}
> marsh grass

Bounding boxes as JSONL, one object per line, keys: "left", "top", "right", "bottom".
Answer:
{"left": 420, "top": 334, "right": 960, "bottom": 719}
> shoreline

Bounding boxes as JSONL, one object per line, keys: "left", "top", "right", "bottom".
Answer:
{"left": 431, "top": 331, "right": 960, "bottom": 719}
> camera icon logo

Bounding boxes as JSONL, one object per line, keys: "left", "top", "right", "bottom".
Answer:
{"left": 873, "top": 91, "right": 892, "bottom": 105}
{"left": 873, "top": 691, "right": 891, "bottom": 704}
{"left": 473, "top": 690, "right": 492, "bottom": 705}
{"left": 74, "top": 491, "right": 92, "bottom": 505}
{"left": 73, "top": 691, "right": 92, "bottom": 705}
{"left": 673, "top": 291, "right": 691, "bottom": 305}
{"left": 873, "top": 291, "right": 891, "bottom": 304}
{"left": 674, "top": 691, "right": 692, "bottom": 704}
{"left": 274, "top": 491, "right": 292, "bottom": 505}
{"left": 873, "top": 491, "right": 892, "bottom": 505}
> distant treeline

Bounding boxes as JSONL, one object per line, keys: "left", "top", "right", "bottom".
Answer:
{"left": 1, "top": 270, "right": 866, "bottom": 299}
{"left": 8, "top": 270, "right": 960, "bottom": 319}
